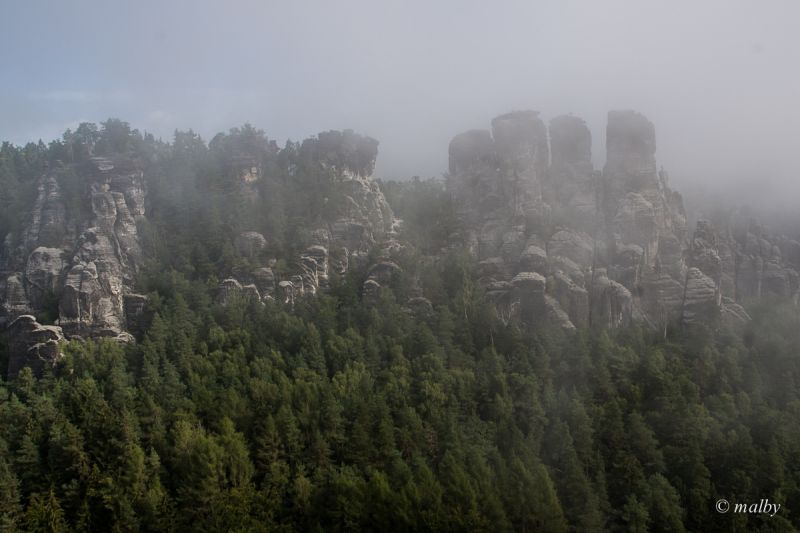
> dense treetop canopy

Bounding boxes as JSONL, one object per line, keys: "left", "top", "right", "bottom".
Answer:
{"left": 0, "top": 121, "right": 799, "bottom": 531}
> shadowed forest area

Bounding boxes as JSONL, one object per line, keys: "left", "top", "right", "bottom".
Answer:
{"left": 1, "top": 127, "right": 800, "bottom": 531}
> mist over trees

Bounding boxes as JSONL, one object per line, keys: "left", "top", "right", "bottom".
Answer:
{"left": 0, "top": 122, "right": 799, "bottom": 531}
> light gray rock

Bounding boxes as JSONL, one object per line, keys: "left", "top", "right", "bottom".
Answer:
{"left": 549, "top": 115, "right": 593, "bottom": 186}
{"left": 492, "top": 110, "right": 549, "bottom": 202}
{"left": 7, "top": 315, "right": 65, "bottom": 378}
{"left": 219, "top": 278, "right": 243, "bottom": 303}
{"left": 448, "top": 129, "right": 495, "bottom": 178}
{"left": 613, "top": 193, "right": 657, "bottom": 253}
{"left": 639, "top": 270, "right": 685, "bottom": 324}
{"left": 603, "top": 110, "right": 658, "bottom": 201}
{"left": 590, "top": 269, "right": 633, "bottom": 329}
{"left": 299, "top": 245, "right": 329, "bottom": 294}
{"left": 2, "top": 274, "right": 30, "bottom": 319}
{"left": 278, "top": 280, "right": 295, "bottom": 305}
{"left": 216, "top": 278, "right": 261, "bottom": 306}
{"left": 721, "top": 297, "right": 750, "bottom": 325}
{"left": 549, "top": 271, "right": 589, "bottom": 328}
{"left": 548, "top": 229, "right": 595, "bottom": 267}
{"left": 2, "top": 156, "right": 147, "bottom": 340}
{"left": 545, "top": 295, "right": 576, "bottom": 331}
{"left": 519, "top": 244, "right": 548, "bottom": 274}
{"left": 24, "top": 247, "right": 66, "bottom": 310}
{"left": 23, "top": 176, "right": 67, "bottom": 250}
{"left": 681, "top": 268, "right": 719, "bottom": 323}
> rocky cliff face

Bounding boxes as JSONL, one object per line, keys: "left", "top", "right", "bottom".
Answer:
{"left": 1, "top": 155, "right": 149, "bottom": 374}
{"left": 3, "top": 115, "right": 797, "bottom": 377}
{"left": 5, "top": 315, "right": 64, "bottom": 378}
{"left": 447, "top": 110, "right": 799, "bottom": 330}
{"left": 215, "top": 130, "right": 402, "bottom": 306}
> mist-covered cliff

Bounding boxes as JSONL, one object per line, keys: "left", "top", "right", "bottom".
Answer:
{"left": 0, "top": 121, "right": 402, "bottom": 376}
{"left": 2, "top": 115, "right": 800, "bottom": 531}
{"left": 2, "top": 113, "right": 800, "bottom": 377}
{"left": 446, "top": 110, "right": 799, "bottom": 332}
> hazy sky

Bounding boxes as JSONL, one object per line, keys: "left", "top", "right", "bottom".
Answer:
{"left": 2, "top": 0, "right": 799, "bottom": 208}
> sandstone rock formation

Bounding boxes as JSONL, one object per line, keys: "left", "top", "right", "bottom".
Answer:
{"left": 447, "top": 110, "right": 799, "bottom": 330}
{"left": 1, "top": 156, "right": 147, "bottom": 373}
{"left": 219, "top": 130, "right": 403, "bottom": 306}
{"left": 6, "top": 315, "right": 65, "bottom": 378}
{"left": 3, "top": 113, "right": 797, "bottom": 380}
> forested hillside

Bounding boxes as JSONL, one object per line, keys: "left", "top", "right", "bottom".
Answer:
{"left": 1, "top": 122, "right": 800, "bottom": 531}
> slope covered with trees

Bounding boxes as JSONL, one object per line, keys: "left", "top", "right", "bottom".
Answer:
{"left": 1, "top": 122, "right": 799, "bottom": 531}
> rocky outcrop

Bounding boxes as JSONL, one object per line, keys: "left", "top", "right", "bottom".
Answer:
{"left": 6, "top": 315, "right": 65, "bottom": 378}
{"left": 446, "top": 109, "right": 794, "bottom": 330}
{"left": 685, "top": 215, "right": 799, "bottom": 315}
{"left": 299, "top": 245, "right": 329, "bottom": 296}
{"left": 590, "top": 269, "right": 634, "bottom": 329}
{"left": 548, "top": 115, "right": 597, "bottom": 233}
{"left": 252, "top": 267, "right": 276, "bottom": 299}
{"left": 218, "top": 130, "right": 402, "bottom": 307}
{"left": 1, "top": 156, "right": 147, "bottom": 346}
{"left": 680, "top": 268, "right": 719, "bottom": 323}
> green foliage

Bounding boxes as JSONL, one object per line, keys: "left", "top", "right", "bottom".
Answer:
{"left": 381, "top": 176, "right": 460, "bottom": 253}
{"left": 1, "top": 261, "right": 799, "bottom": 530}
{"left": 2, "top": 121, "right": 800, "bottom": 530}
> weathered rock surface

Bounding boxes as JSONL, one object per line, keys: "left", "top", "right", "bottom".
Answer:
{"left": 681, "top": 268, "right": 719, "bottom": 323}
{"left": 7, "top": 315, "right": 65, "bottom": 378}
{"left": 1, "top": 156, "right": 147, "bottom": 347}
{"left": 252, "top": 267, "right": 276, "bottom": 299}
{"left": 220, "top": 130, "right": 402, "bottom": 306}
{"left": 446, "top": 109, "right": 796, "bottom": 330}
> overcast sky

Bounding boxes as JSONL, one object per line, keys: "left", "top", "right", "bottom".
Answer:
{"left": 2, "top": 0, "right": 799, "bottom": 209}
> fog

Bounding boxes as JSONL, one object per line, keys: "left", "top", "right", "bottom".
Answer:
{"left": 2, "top": 0, "right": 799, "bottom": 210}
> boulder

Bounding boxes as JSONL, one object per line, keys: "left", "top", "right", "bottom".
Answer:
{"left": 7, "top": 315, "right": 65, "bottom": 378}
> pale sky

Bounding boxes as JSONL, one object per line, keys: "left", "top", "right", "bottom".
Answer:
{"left": 2, "top": 0, "right": 799, "bottom": 209}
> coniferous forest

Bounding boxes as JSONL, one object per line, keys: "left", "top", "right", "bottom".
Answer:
{"left": 1, "top": 122, "right": 800, "bottom": 533}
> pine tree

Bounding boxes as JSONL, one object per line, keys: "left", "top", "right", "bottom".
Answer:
{"left": 0, "top": 457, "right": 22, "bottom": 532}
{"left": 24, "top": 489, "right": 69, "bottom": 532}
